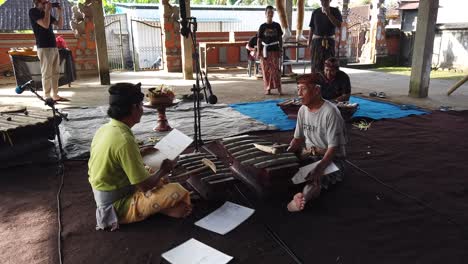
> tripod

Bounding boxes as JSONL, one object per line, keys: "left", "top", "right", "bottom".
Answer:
{"left": 26, "top": 83, "right": 69, "bottom": 158}
{"left": 183, "top": 17, "right": 217, "bottom": 152}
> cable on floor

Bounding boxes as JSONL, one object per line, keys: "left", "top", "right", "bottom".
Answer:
{"left": 233, "top": 184, "right": 303, "bottom": 264}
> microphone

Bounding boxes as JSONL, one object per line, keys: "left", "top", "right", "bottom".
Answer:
{"left": 15, "top": 80, "right": 34, "bottom": 94}
{"left": 179, "top": 0, "right": 190, "bottom": 38}
{"left": 203, "top": 72, "right": 217, "bottom": 104}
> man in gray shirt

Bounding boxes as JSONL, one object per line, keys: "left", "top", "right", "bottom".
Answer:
{"left": 287, "top": 73, "right": 347, "bottom": 212}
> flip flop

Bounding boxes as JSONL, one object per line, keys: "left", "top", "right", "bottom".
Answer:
{"left": 369, "top": 91, "right": 377, "bottom": 97}
{"left": 439, "top": 106, "right": 452, "bottom": 112}
{"left": 377, "top": 92, "right": 386, "bottom": 98}
{"left": 53, "top": 97, "right": 70, "bottom": 102}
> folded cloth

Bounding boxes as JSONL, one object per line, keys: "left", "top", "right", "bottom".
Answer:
{"left": 261, "top": 41, "right": 279, "bottom": 58}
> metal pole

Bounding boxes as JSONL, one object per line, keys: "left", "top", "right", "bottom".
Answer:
{"left": 118, "top": 20, "right": 125, "bottom": 70}
{"left": 130, "top": 19, "right": 137, "bottom": 72}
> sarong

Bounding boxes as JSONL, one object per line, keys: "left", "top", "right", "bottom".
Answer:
{"left": 260, "top": 50, "right": 282, "bottom": 93}
{"left": 119, "top": 181, "right": 191, "bottom": 224}
{"left": 310, "top": 38, "right": 335, "bottom": 73}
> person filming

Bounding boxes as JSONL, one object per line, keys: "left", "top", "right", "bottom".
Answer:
{"left": 29, "top": 0, "right": 69, "bottom": 102}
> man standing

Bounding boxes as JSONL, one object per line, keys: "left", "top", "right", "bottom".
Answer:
{"left": 287, "top": 73, "right": 347, "bottom": 212}
{"left": 88, "top": 83, "right": 191, "bottom": 231}
{"left": 29, "top": 0, "right": 68, "bottom": 101}
{"left": 308, "top": 0, "right": 342, "bottom": 73}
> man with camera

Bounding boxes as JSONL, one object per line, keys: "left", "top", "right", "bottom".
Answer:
{"left": 29, "top": 0, "right": 68, "bottom": 102}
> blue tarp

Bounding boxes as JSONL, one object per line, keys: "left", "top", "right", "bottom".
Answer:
{"left": 229, "top": 96, "right": 429, "bottom": 131}
{"left": 229, "top": 99, "right": 296, "bottom": 131}
{"left": 350, "top": 97, "right": 429, "bottom": 120}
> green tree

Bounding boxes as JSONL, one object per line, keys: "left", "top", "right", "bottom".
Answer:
{"left": 310, "top": 2, "right": 320, "bottom": 9}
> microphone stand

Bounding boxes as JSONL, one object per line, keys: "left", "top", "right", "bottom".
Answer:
{"left": 27, "top": 84, "right": 68, "bottom": 159}
{"left": 184, "top": 17, "right": 210, "bottom": 152}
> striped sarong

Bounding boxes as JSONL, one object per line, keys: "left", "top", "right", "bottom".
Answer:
{"left": 310, "top": 37, "right": 335, "bottom": 73}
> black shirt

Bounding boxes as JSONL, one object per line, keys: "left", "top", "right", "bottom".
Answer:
{"left": 258, "top": 22, "right": 283, "bottom": 52}
{"left": 309, "top": 7, "right": 342, "bottom": 36}
{"left": 319, "top": 70, "right": 351, "bottom": 101}
{"left": 247, "top": 35, "right": 257, "bottom": 49}
{"left": 29, "top": 8, "right": 57, "bottom": 48}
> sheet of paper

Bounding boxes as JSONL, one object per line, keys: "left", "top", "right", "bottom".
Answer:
{"left": 291, "top": 160, "right": 339, "bottom": 184}
{"left": 195, "top": 201, "right": 255, "bottom": 235}
{"left": 142, "top": 129, "right": 193, "bottom": 170}
{"left": 161, "top": 238, "right": 233, "bottom": 264}
{"left": 155, "top": 128, "right": 193, "bottom": 160}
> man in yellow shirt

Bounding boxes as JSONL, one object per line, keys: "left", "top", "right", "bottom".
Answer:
{"left": 88, "top": 82, "right": 191, "bottom": 231}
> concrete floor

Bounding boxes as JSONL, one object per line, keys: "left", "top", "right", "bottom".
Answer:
{"left": 1, "top": 66, "right": 467, "bottom": 110}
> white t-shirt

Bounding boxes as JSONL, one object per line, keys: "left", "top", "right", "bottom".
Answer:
{"left": 294, "top": 100, "right": 347, "bottom": 157}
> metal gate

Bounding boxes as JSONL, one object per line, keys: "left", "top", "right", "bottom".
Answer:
{"left": 104, "top": 14, "right": 128, "bottom": 71}
{"left": 130, "top": 19, "right": 164, "bottom": 71}
{"left": 347, "top": 22, "right": 369, "bottom": 63}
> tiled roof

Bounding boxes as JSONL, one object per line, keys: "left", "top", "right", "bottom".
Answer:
{"left": 0, "top": 0, "right": 73, "bottom": 31}
{"left": 348, "top": 5, "right": 371, "bottom": 28}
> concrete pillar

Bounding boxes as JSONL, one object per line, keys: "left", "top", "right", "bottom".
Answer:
{"left": 160, "top": 0, "right": 182, "bottom": 72}
{"left": 337, "top": 0, "right": 350, "bottom": 59}
{"left": 409, "top": 0, "right": 439, "bottom": 98}
{"left": 91, "top": 0, "right": 110, "bottom": 85}
{"left": 181, "top": 1, "right": 194, "bottom": 80}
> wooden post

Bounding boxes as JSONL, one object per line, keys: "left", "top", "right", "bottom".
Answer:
{"left": 91, "top": 0, "right": 110, "bottom": 85}
{"left": 286, "top": 0, "right": 292, "bottom": 34}
{"left": 181, "top": 0, "right": 193, "bottom": 80}
{"left": 447, "top": 75, "right": 468, "bottom": 96}
{"left": 409, "top": 0, "right": 439, "bottom": 98}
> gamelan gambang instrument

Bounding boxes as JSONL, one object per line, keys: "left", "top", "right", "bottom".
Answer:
{"left": 219, "top": 135, "right": 300, "bottom": 196}
{"left": 169, "top": 152, "right": 237, "bottom": 200}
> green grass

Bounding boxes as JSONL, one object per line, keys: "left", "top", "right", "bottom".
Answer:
{"left": 372, "top": 66, "right": 467, "bottom": 81}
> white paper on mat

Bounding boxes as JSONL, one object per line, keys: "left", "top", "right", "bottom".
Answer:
{"left": 161, "top": 238, "right": 233, "bottom": 264}
{"left": 195, "top": 201, "right": 255, "bottom": 235}
{"left": 142, "top": 129, "right": 193, "bottom": 171}
{"left": 291, "top": 160, "right": 339, "bottom": 184}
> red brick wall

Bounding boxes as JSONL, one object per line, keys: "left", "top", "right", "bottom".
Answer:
{"left": 1, "top": 30, "right": 312, "bottom": 76}
{"left": 386, "top": 34, "right": 400, "bottom": 56}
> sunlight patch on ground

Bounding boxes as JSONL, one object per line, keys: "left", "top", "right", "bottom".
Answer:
{"left": 372, "top": 67, "right": 466, "bottom": 80}
{"left": 0, "top": 205, "right": 55, "bottom": 264}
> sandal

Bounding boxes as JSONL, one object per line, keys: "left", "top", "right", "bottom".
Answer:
{"left": 377, "top": 92, "right": 386, "bottom": 98}
{"left": 369, "top": 91, "right": 377, "bottom": 97}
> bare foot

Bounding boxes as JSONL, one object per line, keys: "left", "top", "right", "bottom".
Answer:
{"left": 287, "top": 193, "right": 305, "bottom": 212}
{"left": 52, "top": 96, "right": 70, "bottom": 102}
{"left": 161, "top": 202, "right": 192, "bottom": 218}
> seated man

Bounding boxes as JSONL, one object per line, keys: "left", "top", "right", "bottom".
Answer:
{"left": 318, "top": 57, "right": 351, "bottom": 102}
{"left": 246, "top": 34, "right": 261, "bottom": 77}
{"left": 88, "top": 82, "right": 191, "bottom": 231}
{"left": 287, "top": 73, "right": 347, "bottom": 212}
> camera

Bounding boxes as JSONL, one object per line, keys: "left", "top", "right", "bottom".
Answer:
{"left": 51, "top": 2, "right": 60, "bottom": 8}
